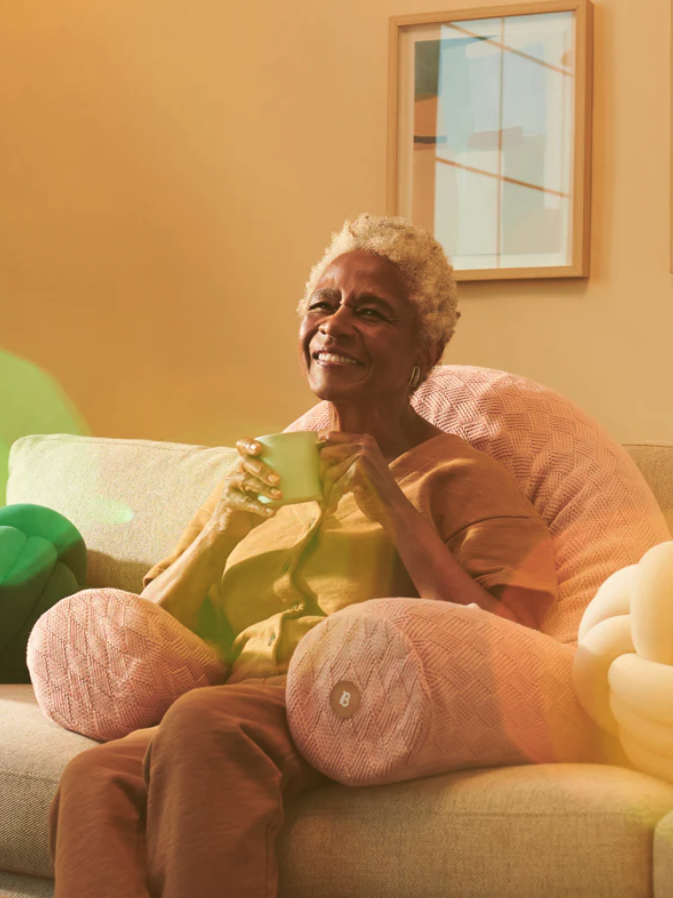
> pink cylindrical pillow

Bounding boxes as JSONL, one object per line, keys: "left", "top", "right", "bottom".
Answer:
{"left": 283, "top": 365, "right": 665, "bottom": 787}
{"left": 286, "top": 598, "right": 610, "bottom": 788}
{"left": 27, "top": 588, "right": 229, "bottom": 742}
{"left": 285, "top": 365, "right": 670, "bottom": 646}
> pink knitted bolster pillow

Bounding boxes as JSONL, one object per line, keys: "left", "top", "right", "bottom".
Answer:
{"left": 283, "top": 365, "right": 669, "bottom": 786}
{"left": 286, "top": 598, "right": 606, "bottom": 788}
{"left": 285, "top": 365, "right": 670, "bottom": 645}
{"left": 27, "top": 588, "right": 229, "bottom": 742}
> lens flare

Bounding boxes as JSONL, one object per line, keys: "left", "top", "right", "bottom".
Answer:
{"left": 0, "top": 351, "right": 89, "bottom": 505}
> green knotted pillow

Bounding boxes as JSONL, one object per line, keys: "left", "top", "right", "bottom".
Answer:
{"left": 0, "top": 503, "right": 86, "bottom": 683}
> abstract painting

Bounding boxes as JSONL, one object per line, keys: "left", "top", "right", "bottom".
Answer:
{"left": 388, "top": 1, "right": 593, "bottom": 279}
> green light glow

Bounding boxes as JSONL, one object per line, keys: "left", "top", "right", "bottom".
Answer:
{"left": 76, "top": 496, "right": 136, "bottom": 526}
{"left": 0, "top": 350, "right": 89, "bottom": 505}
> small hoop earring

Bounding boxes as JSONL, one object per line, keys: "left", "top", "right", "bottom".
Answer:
{"left": 409, "top": 366, "right": 421, "bottom": 389}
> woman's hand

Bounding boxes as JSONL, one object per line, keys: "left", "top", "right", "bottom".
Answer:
{"left": 318, "top": 431, "right": 412, "bottom": 534}
{"left": 210, "top": 438, "right": 283, "bottom": 538}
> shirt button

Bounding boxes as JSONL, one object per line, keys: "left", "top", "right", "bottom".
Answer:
{"left": 268, "top": 634, "right": 276, "bottom": 646}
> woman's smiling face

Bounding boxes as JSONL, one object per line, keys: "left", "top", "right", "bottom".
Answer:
{"left": 299, "top": 250, "right": 421, "bottom": 403}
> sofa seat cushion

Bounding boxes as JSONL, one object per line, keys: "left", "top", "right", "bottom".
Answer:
{"left": 4, "top": 682, "right": 673, "bottom": 894}
{"left": 279, "top": 764, "right": 673, "bottom": 898}
{"left": 277, "top": 763, "right": 673, "bottom": 898}
{"left": 0, "top": 684, "right": 98, "bottom": 879}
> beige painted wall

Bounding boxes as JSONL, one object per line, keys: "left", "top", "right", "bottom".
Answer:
{"left": 1, "top": 0, "right": 672, "bottom": 452}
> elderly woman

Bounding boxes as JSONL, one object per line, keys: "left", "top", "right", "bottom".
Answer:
{"left": 48, "top": 215, "right": 558, "bottom": 898}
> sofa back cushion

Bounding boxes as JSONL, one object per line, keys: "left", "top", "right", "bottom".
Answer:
{"left": 285, "top": 365, "right": 670, "bottom": 645}
{"left": 6, "top": 367, "right": 671, "bottom": 647}
{"left": 621, "top": 443, "right": 673, "bottom": 537}
{"left": 7, "top": 434, "right": 238, "bottom": 595}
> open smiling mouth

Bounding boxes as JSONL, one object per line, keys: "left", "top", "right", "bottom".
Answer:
{"left": 312, "top": 351, "right": 364, "bottom": 368}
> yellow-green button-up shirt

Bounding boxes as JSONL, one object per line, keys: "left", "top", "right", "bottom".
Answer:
{"left": 143, "top": 434, "right": 559, "bottom": 684}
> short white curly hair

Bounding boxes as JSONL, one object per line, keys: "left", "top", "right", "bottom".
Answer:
{"left": 297, "top": 213, "right": 460, "bottom": 352}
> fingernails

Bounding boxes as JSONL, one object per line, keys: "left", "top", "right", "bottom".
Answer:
{"left": 268, "top": 473, "right": 280, "bottom": 484}
{"left": 271, "top": 489, "right": 282, "bottom": 498}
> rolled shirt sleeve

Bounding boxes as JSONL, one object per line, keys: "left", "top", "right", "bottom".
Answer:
{"left": 445, "top": 515, "right": 559, "bottom": 630}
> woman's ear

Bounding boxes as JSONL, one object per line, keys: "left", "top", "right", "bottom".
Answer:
{"left": 420, "top": 340, "right": 445, "bottom": 376}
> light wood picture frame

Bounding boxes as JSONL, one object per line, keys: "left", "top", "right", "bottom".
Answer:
{"left": 388, "top": 0, "right": 593, "bottom": 281}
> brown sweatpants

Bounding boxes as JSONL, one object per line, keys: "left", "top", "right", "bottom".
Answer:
{"left": 48, "top": 674, "right": 333, "bottom": 898}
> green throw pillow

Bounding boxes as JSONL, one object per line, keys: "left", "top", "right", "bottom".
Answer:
{"left": 0, "top": 504, "right": 86, "bottom": 684}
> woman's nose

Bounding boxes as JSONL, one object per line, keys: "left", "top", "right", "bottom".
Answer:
{"left": 319, "top": 305, "right": 355, "bottom": 337}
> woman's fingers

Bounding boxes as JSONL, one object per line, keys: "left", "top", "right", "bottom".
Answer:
{"left": 322, "top": 451, "right": 357, "bottom": 486}
{"left": 241, "top": 457, "right": 280, "bottom": 487}
{"left": 228, "top": 439, "right": 281, "bottom": 520}
{"left": 226, "top": 476, "right": 277, "bottom": 517}
{"left": 234, "top": 469, "right": 282, "bottom": 503}
{"left": 236, "top": 437, "right": 263, "bottom": 456}
{"left": 236, "top": 438, "right": 280, "bottom": 486}
{"left": 234, "top": 493, "right": 277, "bottom": 518}
{"left": 322, "top": 454, "right": 358, "bottom": 513}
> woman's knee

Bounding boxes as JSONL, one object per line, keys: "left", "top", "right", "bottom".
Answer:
{"left": 161, "top": 681, "right": 284, "bottom": 733}
{"left": 153, "top": 687, "right": 242, "bottom": 756}
{"left": 155, "top": 682, "right": 291, "bottom": 765}
{"left": 160, "top": 685, "right": 218, "bottom": 729}
{"left": 57, "top": 742, "right": 123, "bottom": 796}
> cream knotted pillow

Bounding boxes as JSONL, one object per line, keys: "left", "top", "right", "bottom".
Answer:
{"left": 573, "top": 541, "right": 673, "bottom": 784}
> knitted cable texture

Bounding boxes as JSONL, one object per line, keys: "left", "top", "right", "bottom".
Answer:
{"left": 286, "top": 598, "right": 606, "bottom": 787}
{"left": 281, "top": 365, "right": 669, "bottom": 786}
{"left": 285, "top": 365, "right": 669, "bottom": 645}
{"left": 27, "top": 589, "right": 228, "bottom": 742}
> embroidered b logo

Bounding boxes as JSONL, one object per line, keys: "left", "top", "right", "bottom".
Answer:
{"left": 330, "top": 680, "right": 361, "bottom": 718}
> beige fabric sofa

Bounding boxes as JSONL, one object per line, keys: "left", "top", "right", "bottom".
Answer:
{"left": 3, "top": 433, "right": 673, "bottom": 898}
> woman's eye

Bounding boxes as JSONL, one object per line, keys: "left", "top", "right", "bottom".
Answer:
{"left": 307, "top": 302, "right": 383, "bottom": 319}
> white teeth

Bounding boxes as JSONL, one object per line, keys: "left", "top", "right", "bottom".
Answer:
{"left": 316, "top": 352, "right": 359, "bottom": 365}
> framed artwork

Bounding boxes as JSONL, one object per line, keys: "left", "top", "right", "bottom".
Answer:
{"left": 388, "top": 0, "right": 593, "bottom": 280}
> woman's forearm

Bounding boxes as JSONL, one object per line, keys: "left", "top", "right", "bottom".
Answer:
{"left": 141, "top": 520, "right": 241, "bottom": 632}
{"left": 385, "top": 499, "right": 520, "bottom": 624}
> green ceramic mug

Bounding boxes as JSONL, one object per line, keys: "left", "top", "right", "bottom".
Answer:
{"left": 254, "top": 431, "right": 323, "bottom": 508}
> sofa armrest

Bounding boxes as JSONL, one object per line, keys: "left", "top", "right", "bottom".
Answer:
{"left": 655, "top": 809, "right": 673, "bottom": 898}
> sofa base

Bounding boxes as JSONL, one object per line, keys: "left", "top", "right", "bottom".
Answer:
{"left": 0, "top": 870, "right": 53, "bottom": 898}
